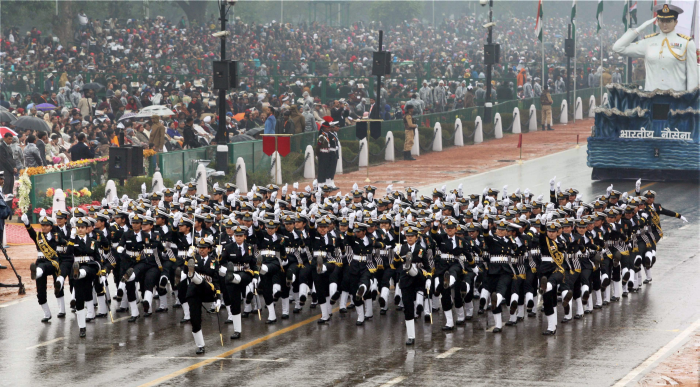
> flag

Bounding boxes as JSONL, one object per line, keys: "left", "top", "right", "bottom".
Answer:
{"left": 622, "top": 0, "right": 629, "bottom": 31}
{"left": 596, "top": 0, "right": 604, "bottom": 33}
{"left": 535, "top": 0, "right": 544, "bottom": 42}
{"left": 571, "top": 0, "right": 577, "bottom": 43}
{"left": 630, "top": 2, "right": 638, "bottom": 26}
{"left": 517, "top": 133, "right": 523, "bottom": 148}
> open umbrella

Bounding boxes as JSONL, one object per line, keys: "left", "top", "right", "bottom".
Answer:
{"left": 13, "top": 116, "right": 51, "bottom": 132}
{"left": 0, "top": 127, "right": 18, "bottom": 137}
{"left": 230, "top": 134, "right": 255, "bottom": 142}
{"left": 118, "top": 112, "right": 138, "bottom": 121}
{"left": 35, "top": 103, "right": 57, "bottom": 111}
{"left": 0, "top": 108, "right": 17, "bottom": 123}
{"left": 200, "top": 112, "right": 215, "bottom": 120}
{"left": 82, "top": 82, "right": 104, "bottom": 91}
{"left": 233, "top": 112, "right": 246, "bottom": 121}
{"left": 245, "top": 127, "right": 264, "bottom": 137}
{"left": 136, "top": 105, "right": 174, "bottom": 117}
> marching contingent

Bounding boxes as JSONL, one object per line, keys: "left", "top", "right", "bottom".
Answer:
{"left": 22, "top": 177, "right": 688, "bottom": 354}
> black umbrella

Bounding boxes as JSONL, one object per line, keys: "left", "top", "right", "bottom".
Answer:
{"left": 82, "top": 82, "right": 104, "bottom": 91}
{"left": 13, "top": 116, "right": 51, "bottom": 132}
{"left": 245, "top": 127, "right": 264, "bottom": 137}
{"left": 0, "top": 108, "right": 17, "bottom": 124}
{"left": 230, "top": 134, "right": 256, "bottom": 142}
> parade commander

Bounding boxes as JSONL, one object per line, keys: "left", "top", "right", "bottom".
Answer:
{"left": 612, "top": 3, "right": 698, "bottom": 92}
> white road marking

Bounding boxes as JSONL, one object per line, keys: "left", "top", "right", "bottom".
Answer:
{"left": 659, "top": 376, "right": 679, "bottom": 385}
{"left": 0, "top": 298, "right": 31, "bottom": 308}
{"left": 436, "top": 347, "right": 462, "bottom": 359}
{"left": 26, "top": 337, "right": 64, "bottom": 350}
{"left": 379, "top": 376, "right": 407, "bottom": 386}
{"left": 613, "top": 317, "right": 700, "bottom": 386}
{"left": 141, "top": 355, "right": 287, "bottom": 362}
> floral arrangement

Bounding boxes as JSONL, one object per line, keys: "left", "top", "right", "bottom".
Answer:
{"left": 143, "top": 149, "right": 157, "bottom": 158}
{"left": 19, "top": 157, "right": 109, "bottom": 177}
{"left": 17, "top": 171, "right": 31, "bottom": 216}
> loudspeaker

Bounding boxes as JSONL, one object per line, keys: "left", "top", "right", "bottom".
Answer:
{"left": 484, "top": 44, "right": 500, "bottom": 65}
{"left": 130, "top": 147, "right": 144, "bottom": 176}
{"left": 565, "top": 39, "right": 575, "bottom": 57}
{"left": 109, "top": 147, "right": 132, "bottom": 179}
{"left": 213, "top": 60, "right": 230, "bottom": 90}
{"left": 372, "top": 51, "right": 391, "bottom": 76}
{"left": 355, "top": 121, "right": 382, "bottom": 140}
{"left": 228, "top": 60, "right": 238, "bottom": 89}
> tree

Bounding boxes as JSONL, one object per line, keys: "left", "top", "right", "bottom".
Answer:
{"left": 369, "top": 1, "right": 423, "bottom": 28}
{"left": 52, "top": 1, "right": 77, "bottom": 46}
{"left": 175, "top": 0, "right": 211, "bottom": 26}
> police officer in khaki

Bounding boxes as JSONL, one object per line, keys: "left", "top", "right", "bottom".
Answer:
{"left": 403, "top": 105, "right": 417, "bottom": 161}
{"left": 613, "top": 3, "right": 699, "bottom": 92}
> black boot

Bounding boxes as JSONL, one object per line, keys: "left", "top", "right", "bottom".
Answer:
{"left": 541, "top": 124, "right": 546, "bottom": 131}
{"left": 547, "top": 124, "right": 553, "bottom": 131}
{"left": 404, "top": 151, "right": 416, "bottom": 161}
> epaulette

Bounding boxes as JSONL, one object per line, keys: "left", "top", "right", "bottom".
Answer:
{"left": 644, "top": 32, "right": 659, "bottom": 39}
{"left": 677, "top": 33, "right": 691, "bottom": 41}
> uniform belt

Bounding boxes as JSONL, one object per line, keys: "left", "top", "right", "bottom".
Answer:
{"left": 511, "top": 258, "right": 519, "bottom": 264}
{"left": 440, "top": 253, "right": 456, "bottom": 260}
{"left": 75, "top": 256, "right": 92, "bottom": 263}
{"left": 319, "top": 149, "right": 330, "bottom": 153}
{"left": 142, "top": 248, "right": 155, "bottom": 254}
{"left": 57, "top": 246, "right": 67, "bottom": 253}
{"left": 126, "top": 251, "right": 140, "bottom": 257}
{"left": 285, "top": 247, "right": 295, "bottom": 254}
{"left": 178, "top": 251, "right": 187, "bottom": 257}
{"left": 529, "top": 249, "right": 540, "bottom": 255}
{"left": 490, "top": 255, "right": 509, "bottom": 263}
{"left": 541, "top": 256, "right": 553, "bottom": 262}
{"left": 259, "top": 249, "right": 277, "bottom": 257}
{"left": 231, "top": 264, "right": 246, "bottom": 272}
{"left": 353, "top": 254, "right": 368, "bottom": 262}
{"left": 379, "top": 251, "right": 389, "bottom": 256}
{"left": 37, "top": 252, "right": 46, "bottom": 258}
{"left": 112, "top": 243, "right": 120, "bottom": 248}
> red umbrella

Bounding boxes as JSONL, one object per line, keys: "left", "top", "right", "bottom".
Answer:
{"left": 233, "top": 113, "right": 246, "bottom": 122}
{"left": 0, "top": 127, "right": 17, "bottom": 137}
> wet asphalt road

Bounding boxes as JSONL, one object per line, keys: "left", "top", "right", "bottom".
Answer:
{"left": 1, "top": 147, "right": 698, "bottom": 387}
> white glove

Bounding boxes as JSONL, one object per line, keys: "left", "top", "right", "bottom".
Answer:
{"left": 293, "top": 182, "right": 299, "bottom": 190}
{"left": 282, "top": 184, "right": 288, "bottom": 196}
{"left": 565, "top": 202, "right": 571, "bottom": 209}
{"left": 482, "top": 187, "right": 488, "bottom": 196}
{"left": 457, "top": 183, "right": 463, "bottom": 197}
{"left": 621, "top": 192, "right": 628, "bottom": 201}
{"left": 386, "top": 184, "right": 393, "bottom": 195}
{"left": 368, "top": 192, "right": 373, "bottom": 202}
{"left": 641, "top": 212, "right": 649, "bottom": 219}
{"left": 426, "top": 278, "right": 432, "bottom": 293}
{"left": 476, "top": 202, "right": 483, "bottom": 212}
{"left": 680, "top": 215, "right": 688, "bottom": 223}
{"left": 215, "top": 298, "right": 222, "bottom": 312}
{"left": 70, "top": 217, "right": 77, "bottom": 227}
{"left": 546, "top": 212, "right": 554, "bottom": 221}
{"left": 515, "top": 187, "right": 521, "bottom": 195}
{"left": 576, "top": 207, "right": 584, "bottom": 219}
{"left": 312, "top": 179, "right": 318, "bottom": 190}
{"left": 301, "top": 197, "right": 307, "bottom": 209}
{"left": 635, "top": 178, "right": 641, "bottom": 192}
{"left": 305, "top": 185, "right": 311, "bottom": 193}
{"left": 549, "top": 176, "right": 556, "bottom": 191}
{"left": 537, "top": 194, "right": 543, "bottom": 201}
{"left": 117, "top": 246, "right": 125, "bottom": 254}
{"left": 434, "top": 212, "right": 442, "bottom": 222}
{"left": 546, "top": 203, "right": 554, "bottom": 211}
{"left": 271, "top": 192, "right": 277, "bottom": 201}
{"left": 606, "top": 184, "right": 613, "bottom": 194}
{"left": 635, "top": 17, "right": 657, "bottom": 34}
{"left": 482, "top": 219, "right": 488, "bottom": 229}
{"left": 218, "top": 265, "right": 227, "bottom": 277}
{"left": 453, "top": 202, "right": 459, "bottom": 215}
{"left": 181, "top": 186, "right": 188, "bottom": 196}
{"left": 70, "top": 228, "right": 77, "bottom": 239}
{"left": 228, "top": 193, "right": 236, "bottom": 204}
{"left": 467, "top": 201, "right": 474, "bottom": 210}
{"left": 291, "top": 194, "right": 298, "bottom": 208}
{"left": 187, "top": 246, "right": 196, "bottom": 257}
{"left": 394, "top": 244, "right": 401, "bottom": 255}
{"left": 216, "top": 245, "right": 223, "bottom": 256}
{"left": 121, "top": 194, "right": 129, "bottom": 202}
{"left": 556, "top": 182, "right": 561, "bottom": 192}
{"left": 394, "top": 214, "right": 401, "bottom": 227}
{"left": 502, "top": 185, "right": 508, "bottom": 198}
{"left": 21, "top": 213, "right": 29, "bottom": 225}
{"left": 315, "top": 191, "right": 322, "bottom": 204}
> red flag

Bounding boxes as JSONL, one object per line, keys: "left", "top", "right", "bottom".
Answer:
{"left": 262, "top": 136, "right": 276, "bottom": 156}
{"left": 517, "top": 133, "right": 523, "bottom": 148}
{"left": 277, "top": 136, "right": 291, "bottom": 157}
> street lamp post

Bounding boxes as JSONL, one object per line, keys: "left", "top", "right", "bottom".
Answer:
{"left": 214, "top": 0, "right": 235, "bottom": 146}
{"left": 484, "top": 0, "right": 495, "bottom": 125}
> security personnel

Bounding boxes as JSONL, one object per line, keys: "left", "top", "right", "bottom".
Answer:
{"left": 172, "top": 214, "right": 195, "bottom": 323}
{"left": 185, "top": 236, "right": 223, "bottom": 355}
{"left": 221, "top": 224, "right": 258, "bottom": 339}
{"left": 70, "top": 217, "right": 101, "bottom": 338}
{"left": 110, "top": 209, "right": 130, "bottom": 310}
{"left": 25, "top": 213, "right": 68, "bottom": 322}
{"left": 396, "top": 225, "right": 431, "bottom": 345}
{"left": 116, "top": 214, "right": 145, "bottom": 321}
{"left": 308, "top": 215, "right": 344, "bottom": 324}
{"left": 279, "top": 213, "right": 304, "bottom": 319}
{"left": 154, "top": 209, "right": 175, "bottom": 312}
{"left": 613, "top": 3, "right": 698, "bottom": 91}
{"left": 316, "top": 121, "right": 333, "bottom": 184}
{"left": 537, "top": 217, "right": 567, "bottom": 336}
{"left": 123, "top": 216, "right": 165, "bottom": 318}
{"left": 53, "top": 210, "right": 73, "bottom": 314}
{"left": 255, "top": 219, "right": 287, "bottom": 324}
{"left": 343, "top": 221, "right": 384, "bottom": 326}
{"left": 479, "top": 219, "right": 516, "bottom": 333}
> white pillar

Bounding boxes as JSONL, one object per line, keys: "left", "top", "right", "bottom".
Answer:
{"left": 53, "top": 188, "right": 67, "bottom": 214}
{"left": 270, "top": 151, "right": 282, "bottom": 185}
{"left": 151, "top": 171, "right": 165, "bottom": 193}
{"left": 560, "top": 99, "right": 568, "bottom": 125}
{"left": 454, "top": 118, "right": 464, "bottom": 146}
{"left": 529, "top": 104, "right": 538, "bottom": 131}
{"left": 588, "top": 95, "right": 597, "bottom": 118}
{"left": 358, "top": 138, "right": 369, "bottom": 168}
{"left": 494, "top": 113, "right": 503, "bottom": 139}
{"left": 385, "top": 131, "right": 395, "bottom": 161}
{"left": 575, "top": 97, "right": 583, "bottom": 120}
{"left": 512, "top": 107, "right": 521, "bottom": 134}
{"left": 602, "top": 93, "right": 609, "bottom": 107}
{"left": 474, "top": 116, "right": 483, "bottom": 144}
{"left": 411, "top": 127, "right": 420, "bottom": 156}
{"left": 195, "top": 163, "right": 207, "bottom": 195}
{"left": 104, "top": 180, "right": 117, "bottom": 204}
{"left": 303, "top": 146, "right": 315, "bottom": 179}
{"left": 235, "top": 157, "right": 248, "bottom": 193}
{"left": 335, "top": 143, "right": 343, "bottom": 175}
{"left": 432, "top": 122, "right": 442, "bottom": 152}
